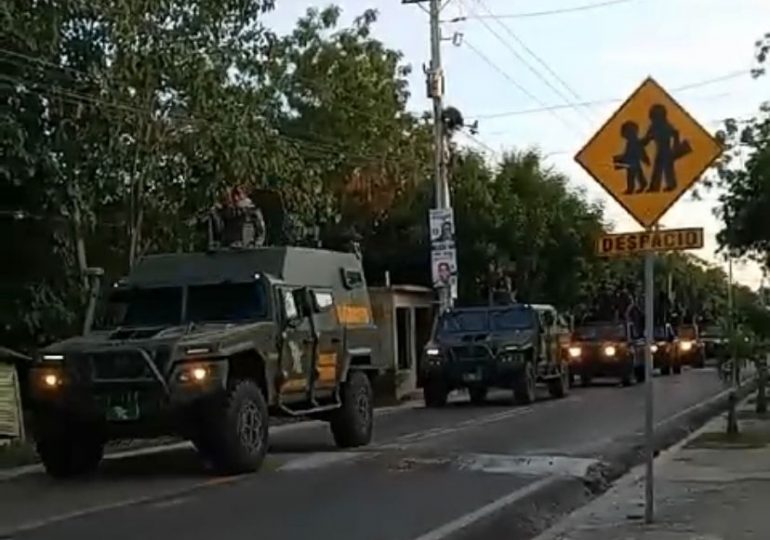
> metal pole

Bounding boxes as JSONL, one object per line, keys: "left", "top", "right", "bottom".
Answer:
{"left": 729, "top": 256, "right": 738, "bottom": 387}
{"left": 428, "top": 0, "right": 452, "bottom": 312}
{"left": 644, "top": 251, "right": 655, "bottom": 524}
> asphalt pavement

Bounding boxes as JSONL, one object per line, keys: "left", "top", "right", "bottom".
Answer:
{"left": 1, "top": 368, "right": 728, "bottom": 540}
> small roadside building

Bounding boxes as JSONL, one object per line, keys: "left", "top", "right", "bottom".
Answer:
{"left": 369, "top": 286, "right": 435, "bottom": 402}
{"left": 0, "top": 347, "right": 28, "bottom": 444}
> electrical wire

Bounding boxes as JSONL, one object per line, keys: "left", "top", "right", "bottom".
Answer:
{"left": 468, "top": 70, "right": 754, "bottom": 120}
{"left": 450, "top": 0, "right": 635, "bottom": 21}
{"left": 473, "top": 0, "right": 598, "bottom": 123}
{"left": 461, "top": 38, "right": 586, "bottom": 136}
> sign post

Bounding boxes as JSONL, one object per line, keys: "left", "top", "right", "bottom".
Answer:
{"left": 574, "top": 76, "right": 724, "bottom": 524}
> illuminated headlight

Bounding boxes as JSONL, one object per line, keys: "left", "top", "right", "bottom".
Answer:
{"left": 41, "top": 372, "right": 62, "bottom": 388}
{"left": 568, "top": 346, "right": 582, "bottom": 358}
{"left": 604, "top": 346, "right": 617, "bottom": 357}
{"left": 178, "top": 365, "right": 210, "bottom": 383}
{"left": 680, "top": 340, "right": 693, "bottom": 352}
{"left": 425, "top": 347, "right": 440, "bottom": 357}
{"left": 651, "top": 344, "right": 659, "bottom": 353}
{"left": 42, "top": 354, "right": 64, "bottom": 362}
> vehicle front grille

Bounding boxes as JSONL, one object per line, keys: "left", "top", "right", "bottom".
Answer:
{"left": 451, "top": 345, "right": 492, "bottom": 361}
{"left": 89, "top": 350, "right": 155, "bottom": 381}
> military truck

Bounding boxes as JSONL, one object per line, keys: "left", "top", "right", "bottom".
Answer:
{"left": 420, "top": 303, "right": 571, "bottom": 406}
{"left": 568, "top": 320, "right": 645, "bottom": 386}
{"left": 27, "top": 246, "right": 379, "bottom": 478}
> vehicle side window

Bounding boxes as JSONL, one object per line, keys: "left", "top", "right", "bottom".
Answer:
{"left": 312, "top": 290, "right": 334, "bottom": 312}
{"left": 282, "top": 289, "right": 299, "bottom": 320}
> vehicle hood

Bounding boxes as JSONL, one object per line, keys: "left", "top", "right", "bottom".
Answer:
{"left": 434, "top": 328, "right": 537, "bottom": 351}
{"left": 40, "top": 321, "right": 274, "bottom": 356}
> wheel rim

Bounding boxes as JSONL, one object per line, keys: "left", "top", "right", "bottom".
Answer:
{"left": 237, "top": 401, "right": 264, "bottom": 454}
{"left": 356, "top": 388, "right": 371, "bottom": 429}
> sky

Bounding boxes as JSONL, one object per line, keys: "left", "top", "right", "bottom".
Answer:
{"left": 264, "top": 0, "right": 770, "bottom": 288}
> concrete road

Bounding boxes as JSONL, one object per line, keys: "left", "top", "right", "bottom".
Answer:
{"left": 1, "top": 368, "right": 728, "bottom": 540}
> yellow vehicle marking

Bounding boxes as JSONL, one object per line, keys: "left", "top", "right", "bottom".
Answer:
{"left": 336, "top": 304, "right": 372, "bottom": 325}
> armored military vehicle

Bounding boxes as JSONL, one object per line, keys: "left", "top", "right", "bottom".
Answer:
{"left": 420, "top": 303, "right": 571, "bottom": 406}
{"left": 28, "top": 195, "right": 379, "bottom": 478}
{"left": 568, "top": 320, "right": 645, "bottom": 386}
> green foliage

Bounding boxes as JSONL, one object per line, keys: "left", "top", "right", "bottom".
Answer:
{"left": 715, "top": 32, "right": 770, "bottom": 266}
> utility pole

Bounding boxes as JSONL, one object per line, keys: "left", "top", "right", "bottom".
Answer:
{"left": 726, "top": 253, "right": 739, "bottom": 435}
{"left": 407, "top": 0, "right": 455, "bottom": 312}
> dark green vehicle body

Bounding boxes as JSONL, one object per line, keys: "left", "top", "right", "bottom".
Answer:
{"left": 420, "top": 304, "right": 570, "bottom": 406}
{"left": 28, "top": 246, "right": 379, "bottom": 477}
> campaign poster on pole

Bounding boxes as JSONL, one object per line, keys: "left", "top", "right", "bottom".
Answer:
{"left": 429, "top": 208, "right": 455, "bottom": 251}
{"left": 431, "top": 249, "right": 458, "bottom": 300}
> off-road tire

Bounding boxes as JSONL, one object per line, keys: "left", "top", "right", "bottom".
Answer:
{"left": 201, "top": 379, "right": 269, "bottom": 474}
{"left": 673, "top": 364, "right": 683, "bottom": 375}
{"left": 469, "top": 386, "right": 488, "bottom": 405}
{"left": 547, "top": 362, "right": 569, "bottom": 399}
{"left": 693, "top": 353, "right": 706, "bottom": 369}
{"left": 580, "top": 374, "right": 593, "bottom": 387}
{"left": 36, "top": 418, "right": 104, "bottom": 479}
{"left": 514, "top": 361, "right": 536, "bottom": 405}
{"left": 330, "top": 371, "right": 373, "bottom": 448}
{"left": 660, "top": 364, "right": 671, "bottom": 376}
{"left": 423, "top": 381, "right": 449, "bottom": 408}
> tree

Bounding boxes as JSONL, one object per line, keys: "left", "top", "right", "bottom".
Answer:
{"left": 715, "top": 32, "right": 770, "bottom": 269}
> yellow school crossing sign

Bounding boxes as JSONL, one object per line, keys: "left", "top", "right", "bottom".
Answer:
{"left": 575, "top": 77, "right": 723, "bottom": 228}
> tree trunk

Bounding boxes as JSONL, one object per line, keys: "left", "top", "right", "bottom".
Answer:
{"left": 757, "top": 354, "right": 768, "bottom": 414}
{"left": 726, "top": 389, "right": 739, "bottom": 435}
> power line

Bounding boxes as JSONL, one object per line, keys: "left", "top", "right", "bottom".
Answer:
{"left": 461, "top": 38, "right": 584, "bottom": 135}
{"left": 449, "top": 0, "right": 635, "bottom": 21}
{"left": 467, "top": 69, "right": 753, "bottom": 120}
{"left": 456, "top": 129, "right": 500, "bottom": 157}
{"left": 471, "top": 0, "right": 597, "bottom": 124}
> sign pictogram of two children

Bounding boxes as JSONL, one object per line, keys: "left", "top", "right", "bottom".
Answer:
{"left": 614, "top": 104, "right": 693, "bottom": 194}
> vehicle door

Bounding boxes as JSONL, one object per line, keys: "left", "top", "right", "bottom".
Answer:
{"left": 309, "top": 289, "right": 342, "bottom": 394}
{"left": 276, "top": 287, "right": 314, "bottom": 397}
{"left": 540, "top": 309, "right": 558, "bottom": 365}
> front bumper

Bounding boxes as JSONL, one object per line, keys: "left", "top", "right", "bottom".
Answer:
{"left": 28, "top": 354, "right": 228, "bottom": 438}
{"left": 422, "top": 348, "right": 528, "bottom": 388}
{"left": 569, "top": 354, "right": 632, "bottom": 377}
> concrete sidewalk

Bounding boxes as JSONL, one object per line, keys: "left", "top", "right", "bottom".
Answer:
{"left": 536, "top": 393, "right": 770, "bottom": 540}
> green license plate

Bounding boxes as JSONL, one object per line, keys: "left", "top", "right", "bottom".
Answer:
{"left": 102, "top": 392, "right": 141, "bottom": 421}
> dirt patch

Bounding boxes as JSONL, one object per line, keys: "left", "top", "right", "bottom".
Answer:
{"left": 685, "top": 430, "right": 770, "bottom": 449}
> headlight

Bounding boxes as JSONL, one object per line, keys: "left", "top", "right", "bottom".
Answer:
{"left": 43, "top": 373, "right": 61, "bottom": 387}
{"left": 568, "top": 346, "right": 581, "bottom": 358}
{"left": 651, "top": 344, "right": 659, "bottom": 353}
{"left": 178, "top": 364, "right": 210, "bottom": 383}
{"left": 42, "top": 354, "right": 64, "bottom": 362}
{"left": 604, "top": 345, "right": 617, "bottom": 357}
{"left": 680, "top": 340, "right": 693, "bottom": 352}
{"left": 425, "top": 347, "right": 440, "bottom": 357}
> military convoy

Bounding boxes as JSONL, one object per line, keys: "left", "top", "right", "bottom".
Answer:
{"left": 420, "top": 303, "right": 571, "bottom": 406}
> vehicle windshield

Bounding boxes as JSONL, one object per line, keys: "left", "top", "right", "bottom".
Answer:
{"left": 97, "top": 287, "right": 182, "bottom": 328}
{"left": 678, "top": 325, "right": 697, "bottom": 339}
{"left": 490, "top": 308, "right": 536, "bottom": 330}
{"left": 438, "top": 308, "right": 534, "bottom": 334}
{"left": 701, "top": 325, "right": 723, "bottom": 338}
{"left": 186, "top": 282, "right": 268, "bottom": 322}
{"left": 574, "top": 324, "right": 625, "bottom": 341}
